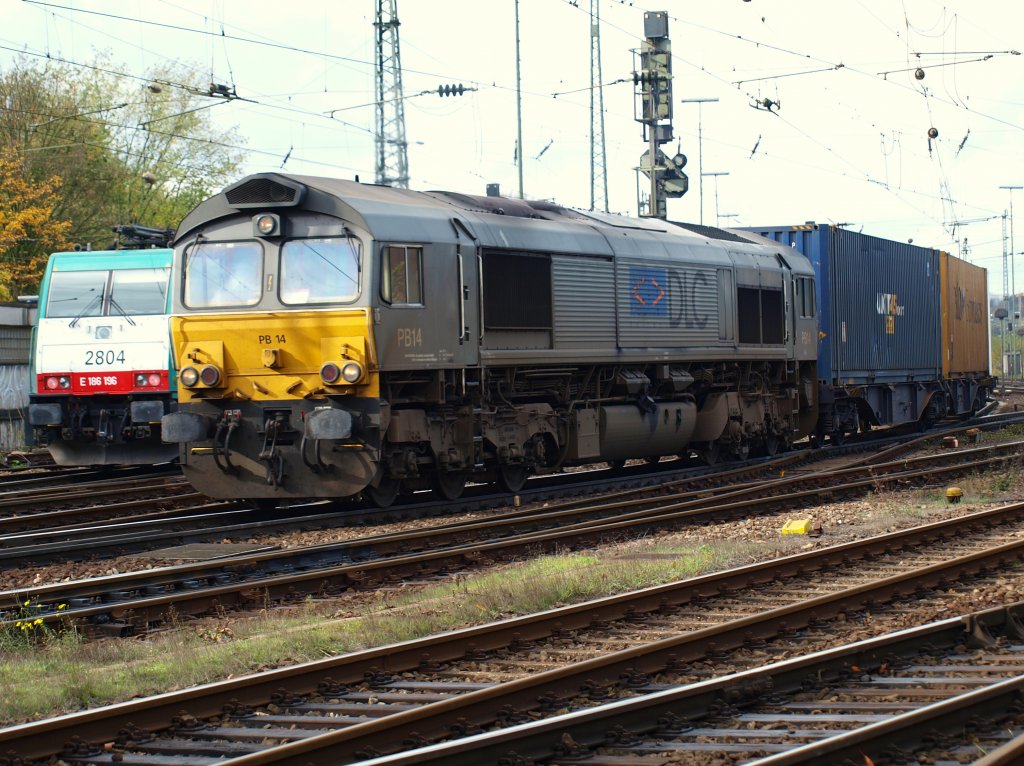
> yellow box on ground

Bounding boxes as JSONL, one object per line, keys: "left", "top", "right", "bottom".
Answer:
{"left": 781, "top": 519, "right": 814, "bottom": 535}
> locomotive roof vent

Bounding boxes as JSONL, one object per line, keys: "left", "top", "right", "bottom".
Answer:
{"left": 669, "top": 221, "right": 749, "bottom": 243}
{"left": 224, "top": 175, "right": 307, "bottom": 209}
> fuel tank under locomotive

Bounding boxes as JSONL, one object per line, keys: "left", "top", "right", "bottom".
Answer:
{"left": 592, "top": 402, "right": 697, "bottom": 462}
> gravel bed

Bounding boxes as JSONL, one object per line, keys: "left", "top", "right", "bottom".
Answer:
{"left": 6, "top": 427, "right": 1021, "bottom": 598}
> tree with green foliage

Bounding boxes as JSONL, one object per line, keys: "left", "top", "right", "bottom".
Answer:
{"left": 0, "top": 54, "right": 246, "bottom": 292}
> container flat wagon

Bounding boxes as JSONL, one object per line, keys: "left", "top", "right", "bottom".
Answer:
{"left": 745, "top": 223, "right": 992, "bottom": 442}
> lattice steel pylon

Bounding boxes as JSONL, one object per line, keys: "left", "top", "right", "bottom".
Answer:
{"left": 589, "top": 0, "right": 609, "bottom": 212}
{"left": 374, "top": 0, "right": 409, "bottom": 188}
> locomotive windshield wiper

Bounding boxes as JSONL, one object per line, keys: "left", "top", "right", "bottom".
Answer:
{"left": 108, "top": 297, "right": 137, "bottom": 325}
{"left": 68, "top": 293, "right": 102, "bottom": 328}
{"left": 304, "top": 242, "right": 358, "bottom": 286}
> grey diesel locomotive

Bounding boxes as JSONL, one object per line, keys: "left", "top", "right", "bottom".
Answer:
{"left": 161, "top": 173, "right": 818, "bottom": 504}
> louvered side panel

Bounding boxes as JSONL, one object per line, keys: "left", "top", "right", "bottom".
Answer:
{"left": 551, "top": 257, "right": 615, "bottom": 349}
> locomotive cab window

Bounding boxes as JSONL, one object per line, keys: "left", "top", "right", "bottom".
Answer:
{"left": 183, "top": 241, "right": 263, "bottom": 308}
{"left": 380, "top": 245, "right": 423, "bottom": 305}
{"left": 46, "top": 270, "right": 108, "bottom": 318}
{"left": 110, "top": 268, "right": 170, "bottom": 315}
{"left": 280, "top": 236, "right": 361, "bottom": 304}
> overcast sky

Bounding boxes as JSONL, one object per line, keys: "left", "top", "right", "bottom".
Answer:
{"left": 3, "top": 0, "right": 1023, "bottom": 294}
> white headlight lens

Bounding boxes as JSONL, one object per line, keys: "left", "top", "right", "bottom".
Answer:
{"left": 340, "top": 361, "right": 363, "bottom": 383}
{"left": 256, "top": 214, "right": 276, "bottom": 235}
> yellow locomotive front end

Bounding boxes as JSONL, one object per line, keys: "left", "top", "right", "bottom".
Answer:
{"left": 168, "top": 310, "right": 383, "bottom": 499}
{"left": 162, "top": 175, "right": 386, "bottom": 501}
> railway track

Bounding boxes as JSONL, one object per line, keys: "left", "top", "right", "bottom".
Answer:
{"left": 0, "top": 411, "right": 1012, "bottom": 568}
{"left": 0, "top": 461, "right": 178, "bottom": 495}
{"left": 0, "top": 450, "right": 799, "bottom": 570}
{"left": 342, "top": 603, "right": 1024, "bottom": 766}
{"left": 2, "top": 436, "right": 1021, "bottom": 636}
{"left": 5, "top": 495, "right": 1024, "bottom": 763}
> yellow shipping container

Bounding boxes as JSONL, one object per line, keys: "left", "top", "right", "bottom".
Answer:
{"left": 940, "top": 251, "right": 990, "bottom": 377}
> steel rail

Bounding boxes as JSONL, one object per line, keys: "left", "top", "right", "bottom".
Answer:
{"left": 319, "top": 604, "right": 1024, "bottom": 766}
{"left": 3, "top": 442, "right": 1020, "bottom": 633}
{"left": 972, "top": 730, "right": 1024, "bottom": 765}
{"left": 172, "top": 531, "right": 1024, "bottom": 765}
{"left": 4, "top": 501, "right": 1024, "bottom": 762}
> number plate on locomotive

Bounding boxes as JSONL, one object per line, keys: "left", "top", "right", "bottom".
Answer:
{"left": 74, "top": 372, "right": 133, "bottom": 393}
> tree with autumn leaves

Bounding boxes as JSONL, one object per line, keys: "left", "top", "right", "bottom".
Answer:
{"left": 0, "top": 147, "right": 71, "bottom": 300}
{"left": 0, "top": 54, "right": 245, "bottom": 298}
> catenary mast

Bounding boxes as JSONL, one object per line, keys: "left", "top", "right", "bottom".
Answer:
{"left": 590, "top": 0, "right": 609, "bottom": 212}
{"left": 374, "top": 0, "right": 409, "bottom": 188}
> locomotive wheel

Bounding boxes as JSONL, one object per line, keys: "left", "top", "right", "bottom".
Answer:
{"left": 367, "top": 477, "right": 401, "bottom": 508}
{"left": 434, "top": 471, "right": 467, "bottom": 501}
{"left": 496, "top": 463, "right": 529, "bottom": 493}
{"left": 696, "top": 442, "right": 720, "bottom": 466}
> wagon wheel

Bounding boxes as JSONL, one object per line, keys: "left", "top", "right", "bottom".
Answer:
{"left": 367, "top": 476, "right": 402, "bottom": 508}
{"left": 496, "top": 463, "right": 529, "bottom": 493}
{"left": 830, "top": 430, "right": 845, "bottom": 446}
{"left": 606, "top": 460, "right": 627, "bottom": 471}
{"left": 433, "top": 470, "right": 467, "bottom": 501}
{"left": 763, "top": 433, "right": 780, "bottom": 457}
{"left": 644, "top": 456, "right": 661, "bottom": 465}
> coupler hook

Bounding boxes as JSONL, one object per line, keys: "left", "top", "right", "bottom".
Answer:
{"left": 260, "top": 417, "right": 285, "bottom": 487}
{"left": 212, "top": 410, "right": 241, "bottom": 474}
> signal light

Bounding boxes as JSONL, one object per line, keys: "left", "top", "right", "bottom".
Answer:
{"left": 320, "top": 360, "right": 363, "bottom": 385}
{"left": 45, "top": 375, "right": 70, "bottom": 391}
{"left": 438, "top": 83, "right": 466, "bottom": 97}
{"left": 199, "top": 365, "right": 221, "bottom": 387}
{"left": 135, "top": 372, "right": 164, "bottom": 387}
{"left": 180, "top": 367, "right": 199, "bottom": 387}
{"left": 320, "top": 362, "right": 342, "bottom": 385}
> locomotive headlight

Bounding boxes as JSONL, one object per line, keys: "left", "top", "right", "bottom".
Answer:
{"left": 320, "top": 360, "right": 363, "bottom": 385}
{"left": 135, "top": 372, "right": 164, "bottom": 388}
{"left": 340, "top": 361, "right": 363, "bottom": 383}
{"left": 45, "top": 375, "right": 70, "bottom": 390}
{"left": 180, "top": 366, "right": 200, "bottom": 387}
{"left": 254, "top": 213, "right": 280, "bottom": 237}
{"left": 319, "top": 362, "right": 342, "bottom": 385}
{"left": 199, "top": 364, "right": 222, "bottom": 387}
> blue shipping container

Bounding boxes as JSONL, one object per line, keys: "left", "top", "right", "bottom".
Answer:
{"left": 747, "top": 224, "right": 942, "bottom": 386}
